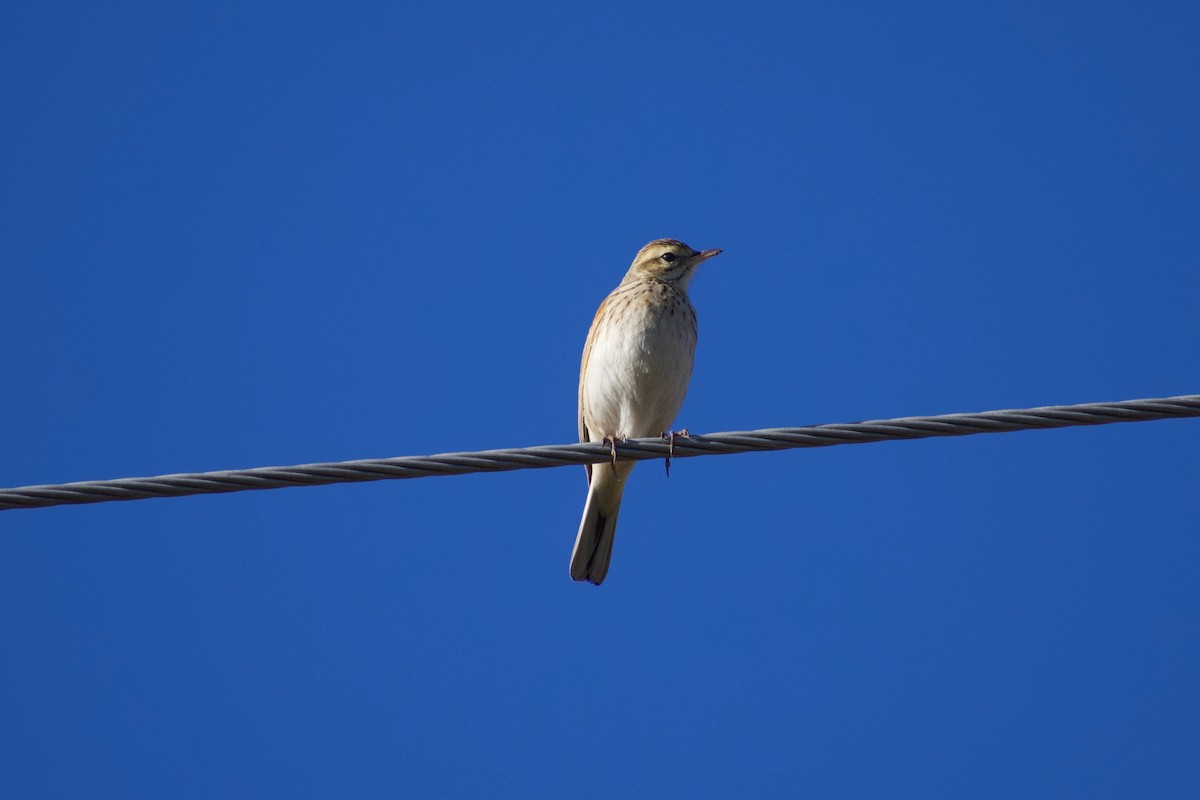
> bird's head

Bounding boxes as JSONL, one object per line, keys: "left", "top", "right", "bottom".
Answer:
{"left": 627, "top": 239, "right": 722, "bottom": 287}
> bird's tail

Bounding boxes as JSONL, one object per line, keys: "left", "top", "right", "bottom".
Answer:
{"left": 570, "top": 463, "right": 632, "bottom": 585}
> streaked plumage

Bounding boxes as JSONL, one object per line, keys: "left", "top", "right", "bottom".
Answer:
{"left": 571, "top": 239, "right": 722, "bottom": 584}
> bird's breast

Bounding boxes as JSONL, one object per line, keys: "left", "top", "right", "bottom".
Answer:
{"left": 580, "top": 282, "right": 698, "bottom": 440}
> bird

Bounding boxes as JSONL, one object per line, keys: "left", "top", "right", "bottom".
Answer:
{"left": 570, "top": 238, "right": 722, "bottom": 584}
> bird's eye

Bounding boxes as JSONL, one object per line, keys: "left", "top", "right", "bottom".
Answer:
{"left": 661, "top": 252, "right": 677, "bottom": 263}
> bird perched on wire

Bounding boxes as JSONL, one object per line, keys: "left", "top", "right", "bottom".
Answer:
{"left": 571, "top": 239, "right": 722, "bottom": 584}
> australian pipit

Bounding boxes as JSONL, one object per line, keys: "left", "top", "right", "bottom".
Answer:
{"left": 570, "top": 239, "right": 722, "bottom": 585}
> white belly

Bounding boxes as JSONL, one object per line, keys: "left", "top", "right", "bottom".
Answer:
{"left": 581, "top": 293, "right": 697, "bottom": 441}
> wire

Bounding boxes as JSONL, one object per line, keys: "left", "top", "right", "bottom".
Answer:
{"left": 1, "top": 394, "right": 1196, "bottom": 511}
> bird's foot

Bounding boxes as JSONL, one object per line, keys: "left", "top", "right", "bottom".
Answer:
{"left": 660, "top": 429, "right": 691, "bottom": 477}
{"left": 602, "top": 435, "right": 628, "bottom": 469}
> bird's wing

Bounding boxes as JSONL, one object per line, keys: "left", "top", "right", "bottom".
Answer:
{"left": 578, "top": 406, "right": 592, "bottom": 485}
{"left": 577, "top": 296, "right": 611, "bottom": 485}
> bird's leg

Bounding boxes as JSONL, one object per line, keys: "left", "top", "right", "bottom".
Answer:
{"left": 660, "top": 429, "right": 690, "bottom": 478}
{"left": 604, "top": 435, "right": 626, "bottom": 469}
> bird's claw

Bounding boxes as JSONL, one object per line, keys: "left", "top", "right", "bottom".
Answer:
{"left": 660, "top": 428, "right": 691, "bottom": 477}
{"left": 603, "top": 435, "right": 627, "bottom": 469}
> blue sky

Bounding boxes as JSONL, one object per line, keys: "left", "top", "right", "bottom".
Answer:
{"left": 2, "top": 2, "right": 1198, "bottom": 797}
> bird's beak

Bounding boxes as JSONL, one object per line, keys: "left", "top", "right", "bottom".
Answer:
{"left": 694, "top": 248, "right": 723, "bottom": 263}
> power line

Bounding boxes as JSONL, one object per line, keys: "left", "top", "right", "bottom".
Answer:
{"left": 2, "top": 394, "right": 1196, "bottom": 512}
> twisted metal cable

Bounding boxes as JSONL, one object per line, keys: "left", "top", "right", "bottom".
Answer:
{"left": 2, "top": 394, "right": 1197, "bottom": 511}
